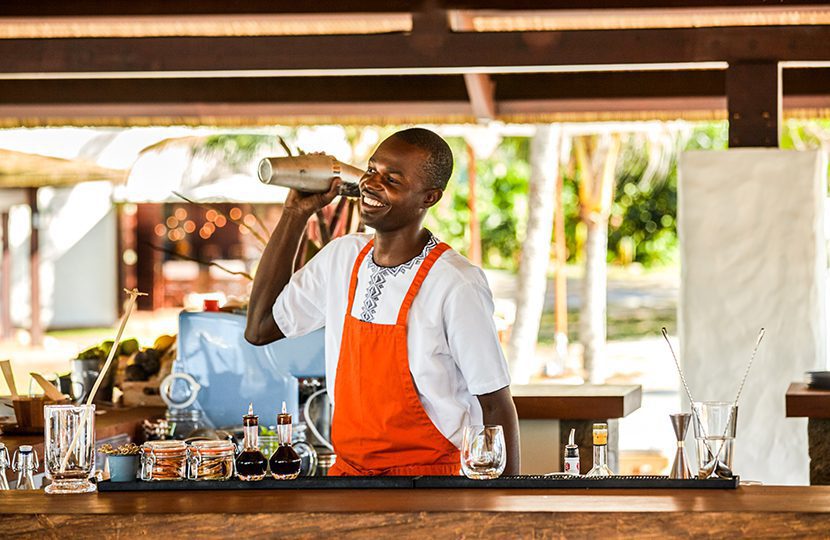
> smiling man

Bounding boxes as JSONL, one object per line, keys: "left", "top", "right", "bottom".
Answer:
{"left": 245, "top": 128, "right": 520, "bottom": 476}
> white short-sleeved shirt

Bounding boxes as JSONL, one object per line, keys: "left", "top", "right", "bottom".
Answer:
{"left": 272, "top": 233, "right": 511, "bottom": 448}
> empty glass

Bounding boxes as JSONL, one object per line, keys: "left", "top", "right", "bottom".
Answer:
{"left": 44, "top": 404, "right": 96, "bottom": 494}
{"left": 461, "top": 425, "right": 506, "bottom": 480}
{"left": 692, "top": 401, "right": 737, "bottom": 477}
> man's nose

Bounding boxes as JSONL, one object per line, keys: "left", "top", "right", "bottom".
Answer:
{"left": 360, "top": 170, "right": 381, "bottom": 189}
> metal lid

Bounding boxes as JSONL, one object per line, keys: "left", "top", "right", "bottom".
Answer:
{"left": 189, "top": 440, "right": 234, "bottom": 455}
{"left": 19, "top": 445, "right": 32, "bottom": 453}
{"left": 143, "top": 440, "right": 187, "bottom": 454}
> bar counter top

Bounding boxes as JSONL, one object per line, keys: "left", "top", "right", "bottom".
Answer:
{"left": 2, "top": 485, "right": 830, "bottom": 537}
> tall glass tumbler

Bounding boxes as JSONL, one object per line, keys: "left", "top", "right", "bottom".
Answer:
{"left": 44, "top": 404, "right": 96, "bottom": 494}
{"left": 461, "top": 425, "right": 506, "bottom": 480}
{"left": 692, "top": 401, "right": 737, "bottom": 476}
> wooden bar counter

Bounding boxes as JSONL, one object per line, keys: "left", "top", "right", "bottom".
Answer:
{"left": 2, "top": 485, "right": 830, "bottom": 538}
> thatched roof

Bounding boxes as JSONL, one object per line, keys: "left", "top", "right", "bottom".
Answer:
{"left": 0, "top": 148, "right": 126, "bottom": 188}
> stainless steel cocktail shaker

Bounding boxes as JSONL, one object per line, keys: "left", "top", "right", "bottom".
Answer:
{"left": 257, "top": 155, "right": 362, "bottom": 197}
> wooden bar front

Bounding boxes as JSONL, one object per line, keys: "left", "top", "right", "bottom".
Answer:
{"left": 2, "top": 486, "right": 830, "bottom": 538}
{"left": 786, "top": 383, "right": 830, "bottom": 485}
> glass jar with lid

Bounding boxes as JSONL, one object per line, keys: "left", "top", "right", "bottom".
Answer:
{"left": 140, "top": 440, "right": 187, "bottom": 481}
{"left": 187, "top": 440, "right": 235, "bottom": 481}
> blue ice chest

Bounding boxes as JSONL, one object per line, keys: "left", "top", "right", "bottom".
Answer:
{"left": 175, "top": 311, "right": 326, "bottom": 428}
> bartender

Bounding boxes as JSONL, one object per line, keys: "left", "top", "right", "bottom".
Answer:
{"left": 246, "top": 128, "right": 520, "bottom": 476}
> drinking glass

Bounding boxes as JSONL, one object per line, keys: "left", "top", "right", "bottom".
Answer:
{"left": 692, "top": 401, "right": 737, "bottom": 476}
{"left": 44, "top": 404, "right": 96, "bottom": 494}
{"left": 461, "top": 425, "right": 506, "bottom": 480}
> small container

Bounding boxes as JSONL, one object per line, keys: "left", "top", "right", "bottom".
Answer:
{"left": 269, "top": 402, "right": 302, "bottom": 480}
{"left": 586, "top": 423, "right": 614, "bottom": 477}
{"left": 563, "top": 428, "right": 580, "bottom": 476}
{"left": 187, "top": 440, "right": 235, "bottom": 481}
{"left": 12, "top": 445, "right": 38, "bottom": 490}
{"left": 140, "top": 440, "right": 187, "bottom": 481}
{"left": 107, "top": 455, "right": 139, "bottom": 482}
{"left": 0, "top": 443, "right": 10, "bottom": 490}
{"left": 236, "top": 403, "right": 267, "bottom": 481}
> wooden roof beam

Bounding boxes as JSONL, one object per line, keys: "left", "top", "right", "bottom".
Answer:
{"left": 2, "top": 26, "right": 830, "bottom": 77}
{"left": 464, "top": 73, "right": 497, "bottom": 122}
{"left": 0, "top": 1, "right": 824, "bottom": 17}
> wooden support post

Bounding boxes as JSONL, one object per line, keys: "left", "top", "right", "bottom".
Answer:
{"left": 466, "top": 143, "right": 482, "bottom": 266}
{"left": 726, "top": 61, "right": 781, "bottom": 148}
{"left": 135, "top": 203, "right": 163, "bottom": 311}
{"left": 27, "top": 188, "right": 42, "bottom": 346}
{"left": 1, "top": 211, "right": 11, "bottom": 340}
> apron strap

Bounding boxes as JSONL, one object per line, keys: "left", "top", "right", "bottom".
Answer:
{"left": 346, "top": 239, "right": 374, "bottom": 313}
{"left": 396, "top": 242, "right": 451, "bottom": 326}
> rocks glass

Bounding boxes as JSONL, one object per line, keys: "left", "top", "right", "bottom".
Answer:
{"left": 44, "top": 404, "right": 96, "bottom": 494}
{"left": 461, "top": 424, "right": 506, "bottom": 479}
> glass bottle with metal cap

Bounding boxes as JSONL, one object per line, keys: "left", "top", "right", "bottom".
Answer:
{"left": 586, "top": 423, "right": 614, "bottom": 477}
{"left": 268, "top": 402, "right": 302, "bottom": 480}
{"left": 0, "top": 442, "right": 10, "bottom": 490}
{"left": 235, "top": 403, "right": 268, "bottom": 481}
{"left": 13, "top": 445, "right": 38, "bottom": 490}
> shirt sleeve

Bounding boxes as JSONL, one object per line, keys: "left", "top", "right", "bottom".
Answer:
{"left": 272, "top": 241, "right": 334, "bottom": 339}
{"left": 443, "top": 269, "right": 512, "bottom": 395}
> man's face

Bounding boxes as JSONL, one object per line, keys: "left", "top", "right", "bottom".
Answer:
{"left": 358, "top": 136, "right": 442, "bottom": 232}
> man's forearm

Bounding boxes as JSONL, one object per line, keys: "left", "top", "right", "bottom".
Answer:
{"left": 478, "top": 387, "right": 521, "bottom": 475}
{"left": 244, "top": 209, "right": 309, "bottom": 345}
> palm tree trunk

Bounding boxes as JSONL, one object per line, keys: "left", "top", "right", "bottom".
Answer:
{"left": 575, "top": 134, "right": 620, "bottom": 383}
{"left": 580, "top": 216, "right": 609, "bottom": 383}
{"left": 507, "top": 124, "right": 560, "bottom": 383}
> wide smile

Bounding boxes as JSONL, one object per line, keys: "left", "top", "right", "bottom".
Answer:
{"left": 360, "top": 192, "right": 388, "bottom": 213}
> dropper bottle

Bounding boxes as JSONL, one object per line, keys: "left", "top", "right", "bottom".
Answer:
{"left": 235, "top": 403, "right": 268, "bottom": 481}
{"left": 268, "top": 402, "right": 302, "bottom": 480}
{"left": 564, "top": 428, "right": 580, "bottom": 476}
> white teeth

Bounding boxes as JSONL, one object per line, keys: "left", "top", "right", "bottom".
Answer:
{"left": 362, "top": 196, "right": 385, "bottom": 208}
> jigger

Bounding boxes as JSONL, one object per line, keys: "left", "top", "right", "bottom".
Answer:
{"left": 669, "top": 413, "right": 693, "bottom": 479}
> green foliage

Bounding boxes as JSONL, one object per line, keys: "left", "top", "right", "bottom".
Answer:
{"left": 193, "top": 121, "right": 830, "bottom": 271}
{"left": 563, "top": 123, "right": 729, "bottom": 267}
{"left": 426, "top": 137, "right": 530, "bottom": 270}
{"left": 198, "top": 134, "right": 276, "bottom": 166}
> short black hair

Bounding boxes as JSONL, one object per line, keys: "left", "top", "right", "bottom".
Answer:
{"left": 392, "top": 127, "right": 454, "bottom": 190}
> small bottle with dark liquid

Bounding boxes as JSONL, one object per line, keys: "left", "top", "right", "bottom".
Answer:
{"left": 269, "top": 401, "right": 302, "bottom": 480}
{"left": 235, "top": 403, "right": 268, "bottom": 481}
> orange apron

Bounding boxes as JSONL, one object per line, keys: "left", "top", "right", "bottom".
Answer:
{"left": 328, "top": 239, "right": 461, "bottom": 476}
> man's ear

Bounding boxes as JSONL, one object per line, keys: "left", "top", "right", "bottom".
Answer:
{"left": 423, "top": 188, "right": 443, "bottom": 209}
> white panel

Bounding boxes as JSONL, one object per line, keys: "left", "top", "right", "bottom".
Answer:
{"left": 9, "top": 182, "right": 117, "bottom": 329}
{"left": 678, "top": 149, "right": 825, "bottom": 486}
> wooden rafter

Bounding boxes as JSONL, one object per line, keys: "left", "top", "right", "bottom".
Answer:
{"left": 463, "top": 73, "right": 496, "bottom": 121}
{"left": 0, "top": 1, "right": 823, "bottom": 17}
{"left": 1, "top": 26, "right": 830, "bottom": 77}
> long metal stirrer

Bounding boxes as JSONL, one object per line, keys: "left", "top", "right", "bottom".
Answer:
{"left": 59, "top": 288, "right": 146, "bottom": 473}
{"left": 706, "top": 327, "right": 766, "bottom": 468}
{"left": 660, "top": 328, "right": 715, "bottom": 449}
{"left": 661, "top": 328, "right": 697, "bottom": 414}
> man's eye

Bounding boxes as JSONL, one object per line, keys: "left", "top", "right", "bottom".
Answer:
{"left": 386, "top": 176, "right": 398, "bottom": 184}
{"left": 367, "top": 167, "right": 376, "bottom": 174}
